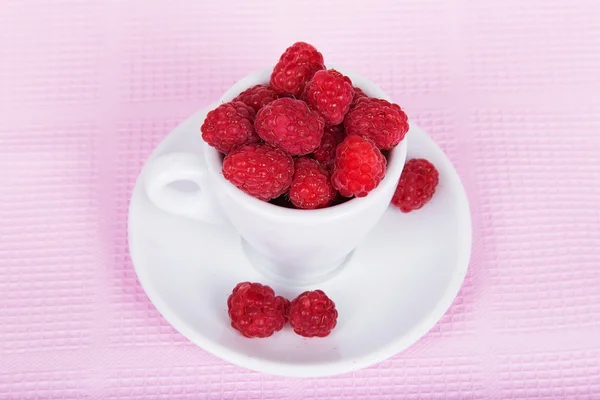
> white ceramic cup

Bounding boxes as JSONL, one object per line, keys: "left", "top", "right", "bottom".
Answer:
{"left": 144, "top": 67, "right": 408, "bottom": 285}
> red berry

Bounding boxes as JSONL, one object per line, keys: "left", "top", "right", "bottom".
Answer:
{"left": 350, "top": 87, "right": 368, "bottom": 108}
{"left": 255, "top": 98, "right": 324, "bottom": 156}
{"left": 289, "top": 158, "right": 337, "bottom": 209}
{"left": 331, "top": 135, "right": 387, "bottom": 198}
{"left": 227, "top": 282, "right": 290, "bottom": 338}
{"left": 312, "top": 125, "right": 345, "bottom": 166}
{"left": 270, "top": 42, "right": 325, "bottom": 98}
{"left": 288, "top": 290, "right": 338, "bottom": 338}
{"left": 392, "top": 158, "right": 439, "bottom": 212}
{"left": 201, "top": 101, "right": 258, "bottom": 154}
{"left": 233, "top": 84, "right": 279, "bottom": 113}
{"left": 343, "top": 98, "right": 409, "bottom": 150}
{"left": 304, "top": 69, "right": 354, "bottom": 126}
{"left": 222, "top": 143, "right": 294, "bottom": 201}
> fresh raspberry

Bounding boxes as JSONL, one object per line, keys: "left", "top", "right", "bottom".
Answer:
{"left": 288, "top": 290, "right": 338, "bottom": 338}
{"left": 350, "top": 87, "right": 368, "bottom": 107}
{"left": 270, "top": 42, "right": 325, "bottom": 98}
{"left": 222, "top": 143, "right": 294, "bottom": 201}
{"left": 343, "top": 98, "right": 409, "bottom": 150}
{"left": 312, "top": 125, "right": 345, "bottom": 166}
{"left": 331, "top": 135, "right": 387, "bottom": 198}
{"left": 392, "top": 158, "right": 439, "bottom": 212}
{"left": 227, "top": 282, "right": 290, "bottom": 338}
{"left": 233, "top": 84, "right": 279, "bottom": 113}
{"left": 201, "top": 101, "right": 258, "bottom": 154}
{"left": 289, "top": 158, "right": 337, "bottom": 209}
{"left": 304, "top": 69, "right": 354, "bottom": 126}
{"left": 255, "top": 98, "right": 324, "bottom": 156}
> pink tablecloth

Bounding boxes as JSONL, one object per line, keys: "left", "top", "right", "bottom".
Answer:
{"left": 1, "top": 0, "right": 599, "bottom": 398}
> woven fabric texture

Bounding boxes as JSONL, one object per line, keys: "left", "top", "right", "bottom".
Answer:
{"left": 1, "top": 0, "right": 599, "bottom": 398}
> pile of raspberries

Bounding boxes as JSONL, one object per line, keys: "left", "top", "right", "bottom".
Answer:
{"left": 201, "top": 42, "right": 411, "bottom": 210}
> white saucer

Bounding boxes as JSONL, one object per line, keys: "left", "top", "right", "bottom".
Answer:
{"left": 128, "top": 108, "right": 472, "bottom": 377}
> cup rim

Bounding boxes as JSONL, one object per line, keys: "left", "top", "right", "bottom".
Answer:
{"left": 203, "top": 67, "right": 408, "bottom": 223}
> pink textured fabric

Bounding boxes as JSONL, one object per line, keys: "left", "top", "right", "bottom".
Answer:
{"left": 1, "top": 0, "right": 600, "bottom": 398}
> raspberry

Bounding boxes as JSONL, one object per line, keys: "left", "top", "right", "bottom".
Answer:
{"left": 222, "top": 143, "right": 294, "bottom": 201}
{"left": 312, "top": 125, "right": 345, "bottom": 166}
{"left": 233, "top": 84, "right": 279, "bottom": 113}
{"left": 227, "top": 282, "right": 290, "bottom": 338}
{"left": 343, "top": 98, "right": 409, "bottom": 150}
{"left": 255, "top": 98, "right": 325, "bottom": 156}
{"left": 201, "top": 101, "right": 258, "bottom": 154}
{"left": 331, "top": 135, "right": 387, "bottom": 198}
{"left": 392, "top": 158, "right": 439, "bottom": 212}
{"left": 270, "top": 42, "right": 325, "bottom": 98}
{"left": 304, "top": 69, "right": 354, "bottom": 126}
{"left": 289, "top": 158, "right": 337, "bottom": 209}
{"left": 288, "top": 290, "right": 338, "bottom": 337}
{"left": 350, "top": 87, "right": 368, "bottom": 108}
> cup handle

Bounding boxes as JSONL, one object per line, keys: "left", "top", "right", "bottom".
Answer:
{"left": 143, "top": 152, "right": 225, "bottom": 224}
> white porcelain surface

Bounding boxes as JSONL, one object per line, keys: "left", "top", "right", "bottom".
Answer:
{"left": 143, "top": 68, "right": 408, "bottom": 284}
{"left": 129, "top": 106, "right": 472, "bottom": 377}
